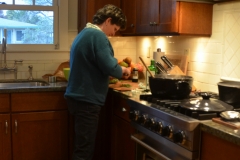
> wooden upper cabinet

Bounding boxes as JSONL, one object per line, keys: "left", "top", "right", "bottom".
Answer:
{"left": 136, "top": 0, "right": 160, "bottom": 34}
{"left": 0, "top": 94, "right": 10, "bottom": 113}
{"left": 78, "top": 0, "right": 121, "bottom": 32}
{"left": 136, "top": 0, "right": 213, "bottom": 36}
{"left": 120, "top": 0, "right": 136, "bottom": 35}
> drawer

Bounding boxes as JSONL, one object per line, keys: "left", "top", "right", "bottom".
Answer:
{"left": 11, "top": 92, "right": 67, "bottom": 112}
{"left": 113, "top": 96, "right": 131, "bottom": 122}
{"left": 0, "top": 94, "right": 10, "bottom": 113}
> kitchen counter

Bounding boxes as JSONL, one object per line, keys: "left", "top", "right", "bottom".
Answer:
{"left": 0, "top": 79, "right": 67, "bottom": 93}
{"left": 200, "top": 120, "right": 240, "bottom": 146}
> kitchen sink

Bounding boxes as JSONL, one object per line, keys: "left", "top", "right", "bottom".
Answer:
{"left": 0, "top": 81, "right": 50, "bottom": 88}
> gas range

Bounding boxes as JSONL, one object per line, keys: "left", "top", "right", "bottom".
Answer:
{"left": 127, "top": 92, "right": 230, "bottom": 160}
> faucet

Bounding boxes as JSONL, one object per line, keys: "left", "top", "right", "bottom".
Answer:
{"left": 0, "top": 30, "right": 23, "bottom": 79}
{"left": 2, "top": 37, "right": 6, "bottom": 65}
{"left": 28, "top": 65, "right": 34, "bottom": 80}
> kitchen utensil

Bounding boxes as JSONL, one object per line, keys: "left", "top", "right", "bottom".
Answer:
{"left": 149, "top": 74, "right": 193, "bottom": 99}
{"left": 180, "top": 92, "right": 233, "bottom": 112}
{"left": 161, "top": 56, "right": 185, "bottom": 75}
{"left": 218, "top": 81, "right": 240, "bottom": 106}
{"left": 139, "top": 57, "right": 154, "bottom": 78}
{"left": 155, "top": 61, "right": 167, "bottom": 74}
{"left": 212, "top": 118, "right": 240, "bottom": 129}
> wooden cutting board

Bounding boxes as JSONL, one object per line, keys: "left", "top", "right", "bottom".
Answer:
{"left": 109, "top": 81, "right": 139, "bottom": 91}
{"left": 212, "top": 118, "right": 240, "bottom": 129}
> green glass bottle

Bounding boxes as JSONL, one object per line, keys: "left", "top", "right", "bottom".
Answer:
{"left": 146, "top": 60, "right": 156, "bottom": 89}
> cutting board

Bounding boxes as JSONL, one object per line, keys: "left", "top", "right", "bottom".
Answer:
{"left": 212, "top": 118, "right": 240, "bottom": 129}
{"left": 109, "top": 81, "right": 139, "bottom": 91}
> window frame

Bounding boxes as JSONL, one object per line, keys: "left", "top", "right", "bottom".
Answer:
{"left": 0, "top": 0, "right": 68, "bottom": 52}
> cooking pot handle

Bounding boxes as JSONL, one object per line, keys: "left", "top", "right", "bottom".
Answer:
{"left": 176, "top": 81, "right": 192, "bottom": 91}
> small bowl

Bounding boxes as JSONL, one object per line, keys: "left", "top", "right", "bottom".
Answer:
{"left": 63, "top": 68, "right": 70, "bottom": 81}
{"left": 220, "top": 111, "right": 240, "bottom": 120}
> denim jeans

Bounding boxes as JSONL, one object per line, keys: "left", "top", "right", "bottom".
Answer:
{"left": 66, "top": 98, "right": 101, "bottom": 160}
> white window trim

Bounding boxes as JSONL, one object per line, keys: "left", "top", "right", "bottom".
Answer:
{"left": 0, "top": 0, "right": 68, "bottom": 52}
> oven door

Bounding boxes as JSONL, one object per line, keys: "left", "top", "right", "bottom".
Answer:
{"left": 131, "top": 134, "right": 171, "bottom": 160}
{"left": 131, "top": 131, "right": 199, "bottom": 160}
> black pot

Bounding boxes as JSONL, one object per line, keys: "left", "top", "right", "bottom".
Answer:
{"left": 149, "top": 74, "right": 193, "bottom": 99}
{"left": 218, "top": 81, "right": 240, "bottom": 107}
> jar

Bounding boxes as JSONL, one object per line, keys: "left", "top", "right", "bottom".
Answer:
{"left": 132, "top": 68, "right": 138, "bottom": 82}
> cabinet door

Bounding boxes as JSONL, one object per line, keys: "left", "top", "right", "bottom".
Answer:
{"left": 112, "top": 116, "right": 136, "bottom": 160}
{"left": 78, "top": 0, "right": 121, "bottom": 32}
{"left": 11, "top": 111, "right": 68, "bottom": 160}
{"left": 0, "top": 94, "right": 10, "bottom": 113}
{"left": 157, "top": 0, "right": 178, "bottom": 33}
{"left": 136, "top": 0, "right": 160, "bottom": 34}
{"left": 0, "top": 114, "right": 11, "bottom": 160}
{"left": 120, "top": 0, "right": 136, "bottom": 35}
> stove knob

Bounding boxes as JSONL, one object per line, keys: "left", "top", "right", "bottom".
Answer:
{"left": 145, "top": 118, "right": 153, "bottom": 128}
{"left": 137, "top": 114, "right": 147, "bottom": 125}
{"left": 153, "top": 121, "right": 163, "bottom": 134}
{"left": 162, "top": 125, "right": 173, "bottom": 138}
{"left": 173, "top": 130, "right": 186, "bottom": 144}
{"left": 129, "top": 110, "right": 139, "bottom": 121}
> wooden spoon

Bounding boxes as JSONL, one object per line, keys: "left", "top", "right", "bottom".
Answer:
{"left": 139, "top": 57, "right": 154, "bottom": 78}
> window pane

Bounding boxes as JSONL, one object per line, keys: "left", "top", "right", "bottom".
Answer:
{"left": 15, "top": 0, "right": 32, "bottom": 5}
{"left": 0, "top": 10, "right": 54, "bottom": 44}
{"left": 36, "top": 0, "right": 53, "bottom": 6}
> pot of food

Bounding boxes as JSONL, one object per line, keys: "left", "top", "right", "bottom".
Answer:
{"left": 180, "top": 92, "right": 233, "bottom": 112}
{"left": 149, "top": 74, "right": 193, "bottom": 99}
{"left": 218, "top": 81, "right": 240, "bottom": 106}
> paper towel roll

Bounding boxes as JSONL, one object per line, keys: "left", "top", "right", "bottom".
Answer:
{"left": 153, "top": 51, "right": 165, "bottom": 64}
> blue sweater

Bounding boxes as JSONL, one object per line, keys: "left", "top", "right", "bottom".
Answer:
{"left": 64, "top": 28, "right": 122, "bottom": 106}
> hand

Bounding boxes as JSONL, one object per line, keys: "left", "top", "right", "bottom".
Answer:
{"left": 121, "top": 67, "right": 131, "bottom": 79}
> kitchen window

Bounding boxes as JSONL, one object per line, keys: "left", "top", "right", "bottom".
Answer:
{"left": 0, "top": 0, "right": 68, "bottom": 51}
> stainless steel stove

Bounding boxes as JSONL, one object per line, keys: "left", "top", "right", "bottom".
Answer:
{"left": 127, "top": 92, "right": 229, "bottom": 160}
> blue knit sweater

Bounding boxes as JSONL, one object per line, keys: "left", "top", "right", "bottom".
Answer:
{"left": 64, "top": 27, "right": 122, "bottom": 106}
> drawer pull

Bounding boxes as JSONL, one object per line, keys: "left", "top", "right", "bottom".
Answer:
{"left": 122, "top": 107, "right": 127, "bottom": 112}
{"left": 15, "top": 120, "right": 18, "bottom": 133}
{"left": 5, "top": 120, "right": 8, "bottom": 134}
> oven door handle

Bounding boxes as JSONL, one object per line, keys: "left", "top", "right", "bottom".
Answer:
{"left": 131, "top": 135, "right": 171, "bottom": 160}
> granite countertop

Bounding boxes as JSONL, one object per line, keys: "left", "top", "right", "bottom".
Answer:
{"left": 0, "top": 79, "right": 67, "bottom": 93}
{"left": 110, "top": 86, "right": 240, "bottom": 147}
{"left": 200, "top": 120, "right": 240, "bottom": 146}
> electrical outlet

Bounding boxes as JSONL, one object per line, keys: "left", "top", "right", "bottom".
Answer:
{"left": 184, "top": 49, "right": 190, "bottom": 55}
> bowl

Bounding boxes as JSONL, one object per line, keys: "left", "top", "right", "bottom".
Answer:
{"left": 63, "top": 68, "right": 70, "bottom": 81}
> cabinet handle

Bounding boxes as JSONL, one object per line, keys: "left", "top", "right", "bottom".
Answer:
{"left": 153, "top": 22, "right": 157, "bottom": 26}
{"left": 122, "top": 107, "right": 127, "bottom": 112}
{"left": 149, "top": 22, "right": 153, "bottom": 26}
{"left": 5, "top": 120, "right": 8, "bottom": 134}
{"left": 15, "top": 120, "right": 18, "bottom": 133}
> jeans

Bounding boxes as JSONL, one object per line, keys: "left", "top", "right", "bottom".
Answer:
{"left": 66, "top": 98, "right": 101, "bottom": 160}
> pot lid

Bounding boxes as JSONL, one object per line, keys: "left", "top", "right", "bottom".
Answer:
{"left": 180, "top": 92, "right": 233, "bottom": 112}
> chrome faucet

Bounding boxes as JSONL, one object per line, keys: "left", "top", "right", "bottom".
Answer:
{"left": 28, "top": 65, "right": 34, "bottom": 80}
{"left": 0, "top": 30, "right": 23, "bottom": 79}
{"left": 2, "top": 37, "right": 6, "bottom": 65}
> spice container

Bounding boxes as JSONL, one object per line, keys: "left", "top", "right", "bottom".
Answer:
{"left": 132, "top": 68, "right": 138, "bottom": 82}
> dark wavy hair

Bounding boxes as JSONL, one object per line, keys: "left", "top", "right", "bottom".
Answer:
{"left": 93, "top": 4, "right": 127, "bottom": 31}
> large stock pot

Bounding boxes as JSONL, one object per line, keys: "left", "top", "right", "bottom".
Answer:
{"left": 149, "top": 74, "right": 193, "bottom": 99}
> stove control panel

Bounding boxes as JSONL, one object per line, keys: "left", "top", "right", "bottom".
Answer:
{"left": 129, "top": 109, "right": 187, "bottom": 147}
